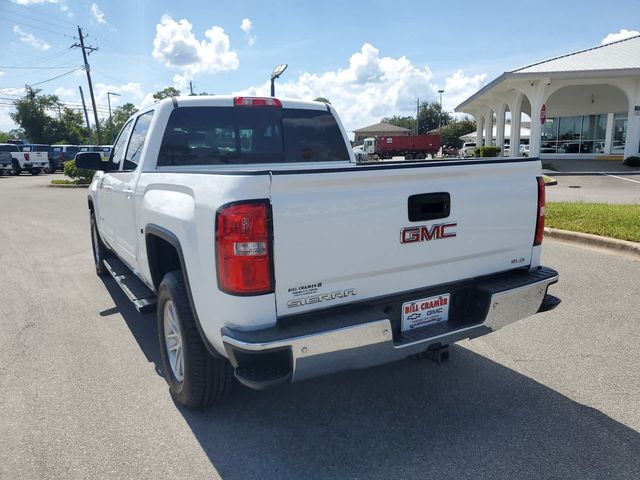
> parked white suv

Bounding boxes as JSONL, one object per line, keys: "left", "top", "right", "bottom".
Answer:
{"left": 78, "top": 96, "right": 560, "bottom": 408}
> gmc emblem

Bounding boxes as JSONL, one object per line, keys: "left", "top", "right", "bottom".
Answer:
{"left": 400, "top": 222, "right": 457, "bottom": 244}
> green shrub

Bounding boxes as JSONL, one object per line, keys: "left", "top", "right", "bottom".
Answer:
{"left": 63, "top": 159, "right": 95, "bottom": 184}
{"left": 623, "top": 156, "right": 640, "bottom": 166}
{"left": 474, "top": 146, "right": 501, "bottom": 157}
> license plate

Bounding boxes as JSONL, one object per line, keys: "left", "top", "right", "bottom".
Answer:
{"left": 401, "top": 293, "right": 450, "bottom": 332}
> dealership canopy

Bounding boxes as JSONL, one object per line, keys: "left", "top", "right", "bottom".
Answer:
{"left": 455, "top": 35, "right": 640, "bottom": 159}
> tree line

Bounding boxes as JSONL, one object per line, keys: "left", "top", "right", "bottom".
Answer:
{"left": 1, "top": 86, "right": 196, "bottom": 146}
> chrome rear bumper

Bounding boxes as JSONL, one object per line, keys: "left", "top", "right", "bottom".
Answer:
{"left": 222, "top": 267, "right": 559, "bottom": 389}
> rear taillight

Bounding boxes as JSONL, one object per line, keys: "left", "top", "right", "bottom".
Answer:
{"left": 234, "top": 96, "right": 282, "bottom": 107}
{"left": 534, "top": 176, "right": 545, "bottom": 246}
{"left": 216, "top": 201, "right": 273, "bottom": 295}
{"left": 24, "top": 153, "right": 30, "bottom": 161}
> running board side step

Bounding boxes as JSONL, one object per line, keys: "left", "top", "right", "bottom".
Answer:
{"left": 103, "top": 257, "right": 157, "bottom": 313}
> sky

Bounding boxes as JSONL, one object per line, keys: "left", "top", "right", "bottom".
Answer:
{"left": 0, "top": 0, "right": 638, "bottom": 134}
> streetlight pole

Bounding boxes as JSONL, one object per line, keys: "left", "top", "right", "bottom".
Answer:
{"left": 270, "top": 64, "right": 288, "bottom": 97}
{"left": 438, "top": 89, "right": 445, "bottom": 134}
{"left": 107, "top": 92, "right": 121, "bottom": 143}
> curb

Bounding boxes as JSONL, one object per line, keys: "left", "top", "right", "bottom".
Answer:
{"left": 48, "top": 183, "right": 90, "bottom": 188}
{"left": 545, "top": 227, "right": 640, "bottom": 257}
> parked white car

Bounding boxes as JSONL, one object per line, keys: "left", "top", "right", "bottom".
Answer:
{"left": 78, "top": 96, "right": 560, "bottom": 408}
{"left": 458, "top": 142, "right": 477, "bottom": 157}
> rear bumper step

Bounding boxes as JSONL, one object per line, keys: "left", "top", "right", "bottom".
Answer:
{"left": 223, "top": 266, "right": 559, "bottom": 389}
{"left": 103, "top": 257, "right": 156, "bottom": 313}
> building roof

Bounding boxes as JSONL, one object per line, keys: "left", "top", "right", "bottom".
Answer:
{"left": 456, "top": 34, "right": 640, "bottom": 111}
{"left": 512, "top": 34, "right": 640, "bottom": 74}
{"left": 353, "top": 122, "right": 411, "bottom": 134}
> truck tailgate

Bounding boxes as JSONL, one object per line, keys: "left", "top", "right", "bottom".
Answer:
{"left": 269, "top": 159, "right": 540, "bottom": 316}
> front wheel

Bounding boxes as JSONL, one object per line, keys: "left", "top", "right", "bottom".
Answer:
{"left": 158, "top": 271, "right": 233, "bottom": 408}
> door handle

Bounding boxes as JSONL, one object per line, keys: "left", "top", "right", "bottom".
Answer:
{"left": 103, "top": 185, "right": 112, "bottom": 192}
{"left": 408, "top": 192, "right": 450, "bottom": 221}
{"left": 123, "top": 189, "right": 134, "bottom": 199}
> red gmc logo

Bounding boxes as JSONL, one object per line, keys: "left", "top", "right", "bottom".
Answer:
{"left": 400, "top": 222, "right": 457, "bottom": 244}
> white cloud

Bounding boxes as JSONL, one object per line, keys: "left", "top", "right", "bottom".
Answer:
{"left": 0, "top": 87, "right": 25, "bottom": 96}
{"left": 235, "top": 43, "right": 487, "bottom": 132}
{"left": 13, "top": 25, "right": 51, "bottom": 51}
{"left": 90, "top": 3, "right": 106, "bottom": 24}
{"left": 93, "top": 82, "right": 145, "bottom": 106}
{"left": 11, "top": 0, "right": 58, "bottom": 4}
{"left": 54, "top": 86, "right": 75, "bottom": 98}
{"left": 0, "top": 109, "right": 17, "bottom": 132}
{"left": 240, "top": 18, "right": 252, "bottom": 33}
{"left": 152, "top": 14, "right": 239, "bottom": 78}
{"left": 441, "top": 69, "right": 487, "bottom": 112}
{"left": 601, "top": 29, "right": 640, "bottom": 45}
{"left": 240, "top": 18, "right": 255, "bottom": 45}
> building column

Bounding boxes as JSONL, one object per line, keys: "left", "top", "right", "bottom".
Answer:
{"left": 475, "top": 114, "right": 484, "bottom": 148}
{"left": 624, "top": 85, "right": 640, "bottom": 158}
{"left": 495, "top": 102, "right": 507, "bottom": 156}
{"left": 526, "top": 80, "right": 549, "bottom": 159}
{"left": 604, "top": 113, "right": 615, "bottom": 155}
{"left": 510, "top": 98, "right": 522, "bottom": 158}
{"left": 529, "top": 101, "right": 544, "bottom": 158}
{"left": 484, "top": 107, "right": 493, "bottom": 146}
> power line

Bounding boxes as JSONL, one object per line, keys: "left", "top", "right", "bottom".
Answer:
{"left": 0, "top": 6, "right": 75, "bottom": 33}
{"left": 9, "top": 1, "right": 78, "bottom": 29}
{"left": 0, "top": 17, "right": 70, "bottom": 38}
{"left": 0, "top": 65, "right": 78, "bottom": 69}
{"left": 28, "top": 67, "right": 83, "bottom": 87}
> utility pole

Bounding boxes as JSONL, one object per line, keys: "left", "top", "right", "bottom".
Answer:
{"left": 78, "top": 86, "right": 92, "bottom": 140}
{"left": 416, "top": 97, "right": 420, "bottom": 135}
{"left": 189, "top": 81, "right": 194, "bottom": 96}
{"left": 72, "top": 27, "right": 100, "bottom": 141}
{"left": 438, "top": 89, "right": 445, "bottom": 134}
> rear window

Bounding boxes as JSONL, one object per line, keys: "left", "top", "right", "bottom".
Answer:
{"left": 0, "top": 145, "right": 19, "bottom": 152}
{"left": 157, "top": 106, "right": 349, "bottom": 166}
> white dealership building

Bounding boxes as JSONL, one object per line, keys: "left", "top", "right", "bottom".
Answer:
{"left": 455, "top": 34, "right": 640, "bottom": 159}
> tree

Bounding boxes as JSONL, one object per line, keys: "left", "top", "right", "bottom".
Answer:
{"left": 153, "top": 87, "right": 181, "bottom": 101}
{"left": 314, "top": 97, "right": 331, "bottom": 104}
{"left": 10, "top": 86, "right": 61, "bottom": 143}
{"left": 53, "top": 107, "right": 88, "bottom": 145}
{"left": 381, "top": 115, "right": 416, "bottom": 132}
{"left": 0, "top": 131, "right": 11, "bottom": 143}
{"left": 102, "top": 103, "right": 138, "bottom": 142}
{"left": 439, "top": 119, "right": 476, "bottom": 148}
{"left": 416, "top": 101, "right": 452, "bottom": 134}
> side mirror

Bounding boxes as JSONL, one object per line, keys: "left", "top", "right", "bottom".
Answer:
{"left": 75, "top": 152, "right": 108, "bottom": 170}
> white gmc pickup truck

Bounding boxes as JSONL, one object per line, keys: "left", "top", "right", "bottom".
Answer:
{"left": 77, "top": 96, "right": 560, "bottom": 408}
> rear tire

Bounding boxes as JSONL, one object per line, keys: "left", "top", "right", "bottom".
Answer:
{"left": 158, "top": 271, "right": 234, "bottom": 408}
{"left": 12, "top": 160, "right": 21, "bottom": 176}
{"left": 90, "top": 213, "right": 108, "bottom": 277}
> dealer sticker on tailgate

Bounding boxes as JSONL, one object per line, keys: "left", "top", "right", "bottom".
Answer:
{"left": 401, "top": 293, "right": 450, "bottom": 331}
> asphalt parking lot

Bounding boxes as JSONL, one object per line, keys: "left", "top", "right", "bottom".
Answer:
{"left": 1, "top": 174, "right": 639, "bottom": 480}
{"left": 546, "top": 172, "right": 640, "bottom": 203}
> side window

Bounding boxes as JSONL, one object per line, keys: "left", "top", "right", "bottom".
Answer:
{"left": 110, "top": 121, "right": 134, "bottom": 169}
{"left": 123, "top": 111, "right": 154, "bottom": 170}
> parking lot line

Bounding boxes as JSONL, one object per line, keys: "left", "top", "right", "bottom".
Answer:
{"left": 601, "top": 173, "right": 640, "bottom": 185}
